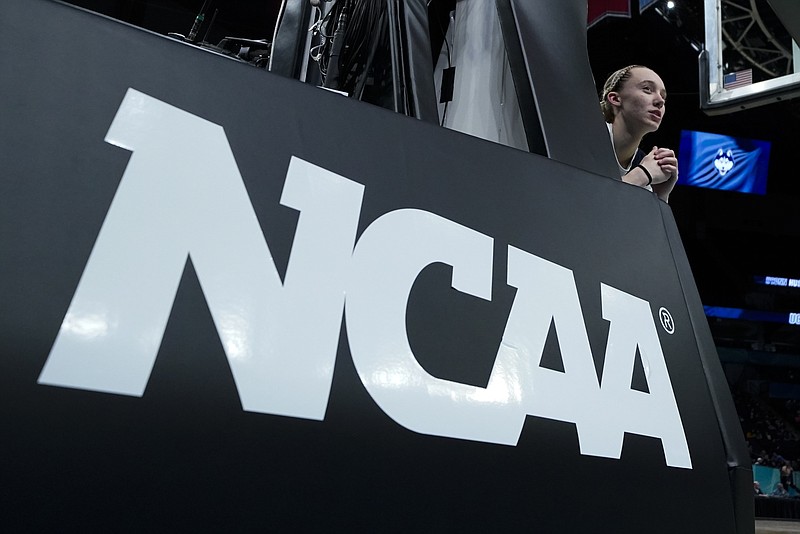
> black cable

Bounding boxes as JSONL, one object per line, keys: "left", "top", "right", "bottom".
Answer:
{"left": 322, "top": 0, "right": 351, "bottom": 89}
{"left": 340, "top": 0, "right": 386, "bottom": 95}
{"left": 352, "top": 2, "right": 388, "bottom": 99}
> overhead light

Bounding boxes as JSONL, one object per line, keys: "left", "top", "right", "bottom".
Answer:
{"left": 666, "top": 1, "right": 675, "bottom": 8}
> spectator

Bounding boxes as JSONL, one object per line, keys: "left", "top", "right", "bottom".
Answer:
{"left": 772, "top": 483, "right": 789, "bottom": 498}
{"left": 598, "top": 65, "right": 678, "bottom": 203}
{"left": 781, "top": 461, "right": 799, "bottom": 493}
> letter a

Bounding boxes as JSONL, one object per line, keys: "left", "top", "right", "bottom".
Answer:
{"left": 588, "top": 284, "right": 692, "bottom": 469}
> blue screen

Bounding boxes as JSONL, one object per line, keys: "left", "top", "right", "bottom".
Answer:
{"left": 677, "top": 130, "right": 771, "bottom": 195}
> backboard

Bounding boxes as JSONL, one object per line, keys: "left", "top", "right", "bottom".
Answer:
{"left": 702, "top": 0, "right": 800, "bottom": 114}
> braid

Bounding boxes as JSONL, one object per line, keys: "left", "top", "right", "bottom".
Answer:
{"left": 600, "top": 64, "right": 644, "bottom": 123}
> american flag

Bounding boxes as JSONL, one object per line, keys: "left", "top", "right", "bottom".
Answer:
{"left": 723, "top": 69, "right": 753, "bottom": 90}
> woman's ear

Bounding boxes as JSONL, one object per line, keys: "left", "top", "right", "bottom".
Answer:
{"left": 606, "top": 91, "right": 621, "bottom": 107}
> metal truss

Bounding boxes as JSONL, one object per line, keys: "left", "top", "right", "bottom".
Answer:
{"left": 721, "top": 0, "right": 793, "bottom": 78}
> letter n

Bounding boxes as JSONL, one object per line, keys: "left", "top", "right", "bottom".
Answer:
{"left": 38, "top": 89, "right": 364, "bottom": 420}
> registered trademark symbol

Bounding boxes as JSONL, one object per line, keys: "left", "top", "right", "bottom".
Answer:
{"left": 659, "top": 307, "right": 675, "bottom": 334}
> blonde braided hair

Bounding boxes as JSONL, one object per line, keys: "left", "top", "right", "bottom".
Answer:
{"left": 599, "top": 64, "right": 645, "bottom": 123}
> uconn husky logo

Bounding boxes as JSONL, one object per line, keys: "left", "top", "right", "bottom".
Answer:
{"left": 714, "top": 148, "right": 734, "bottom": 176}
{"left": 39, "top": 89, "right": 692, "bottom": 469}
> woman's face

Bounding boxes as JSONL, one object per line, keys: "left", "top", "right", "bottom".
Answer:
{"left": 613, "top": 67, "right": 667, "bottom": 134}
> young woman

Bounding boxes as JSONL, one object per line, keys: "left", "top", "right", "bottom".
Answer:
{"left": 600, "top": 65, "right": 678, "bottom": 203}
